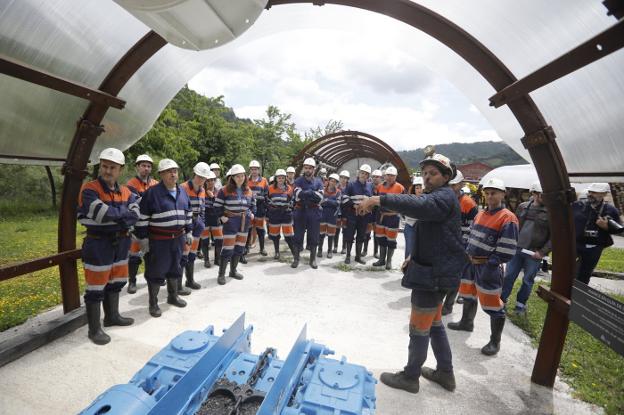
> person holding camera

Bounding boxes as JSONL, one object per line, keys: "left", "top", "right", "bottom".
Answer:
{"left": 573, "top": 182, "right": 623, "bottom": 284}
{"left": 357, "top": 149, "right": 464, "bottom": 394}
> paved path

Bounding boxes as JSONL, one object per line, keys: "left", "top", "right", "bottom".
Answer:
{"left": 0, "top": 240, "right": 602, "bottom": 414}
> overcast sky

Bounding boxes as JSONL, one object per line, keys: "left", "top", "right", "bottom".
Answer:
{"left": 188, "top": 5, "right": 500, "bottom": 152}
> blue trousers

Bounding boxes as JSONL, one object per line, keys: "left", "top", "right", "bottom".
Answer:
{"left": 403, "top": 223, "right": 416, "bottom": 259}
{"left": 501, "top": 250, "right": 542, "bottom": 308}
{"left": 293, "top": 207, "right": 321, "bottom": 250}
{"left": 344, "top": 212, "right": 369, "bottom": 243}
{"left": 145, "top": 236, "right": 185, "bottom": 284}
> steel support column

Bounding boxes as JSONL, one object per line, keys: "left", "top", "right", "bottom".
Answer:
{"left": 57, "top": 31, "right": 166, "bottom": 313}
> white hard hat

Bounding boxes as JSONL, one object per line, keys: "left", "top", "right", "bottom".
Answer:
{"left": 329, "top": 173, "right": 340, "bottom": 182}
{"left": 209, "top": 163, "right": 220, "bottom": 170}
{"left": 205, "top": 171, "right": 216, "bottom": 180}
{"left": 193, "top": 162, "right": 211, "bottom": 178}
{"left": 158, "top": 158, "right": 179, "bottom": 172}
{"left": 371, "top": 169, "right": 382, "bottom": 177}
{"left": 359, "top": 164, "right": 372, "bottom": 174}
{"left": 385, "top": 166, "right": 398, "bottom": 176}
{"left": 135, "top": 154, "right": 153, "bottom": 165}
{"left": 225, "top": 169, "right": 232, "bottom": 177}
{"left": 230, "top": 164, "right": 246, "bottom": 176}
{"left": 483, "top": 178, "right": 506, "bottom": 192}
{"left": 529, "top": 181, "right": 542, "bottom": 193}
{"left": 269, "top": 176, "right": 275, "bottom": 183}
{"left": 587, "top": 182, "right": 610, "bottom": 193}
{"left": 339, "top": 170, "right": 350, "bottom": 178}
{"left": 412, "top": 176, "right": 423, "bottom": 186}
{"left": 99, "top": 148, "right": 125, "bottom": 166}
{"left": 303, "top": 158, "right": 316, "bottom": 167}
{"left": 249, "top": 160, "right": 261, "bottom": 169}
{"left": 449, "top": 170, "right": 464, "bottom": 185}
{"left": 420, "top": 153, "right": 453, "bottom": 175}
{"left": 286, "top": 166, "right": 296, "bottom": 173}
{"left": 275, "top": 168, "right": 287, "bottom": 177}
{"left": 319, "top": 167, "right": 327, "bottom": 174}
{"left": 461, "top": 185, "right": 471, "bottom": 194}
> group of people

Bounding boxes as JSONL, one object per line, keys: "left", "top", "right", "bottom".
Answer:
{"left": 77, "top": 145, "right": 622, "bottom": 398}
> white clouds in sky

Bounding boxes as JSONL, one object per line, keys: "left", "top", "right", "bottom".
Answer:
{"left": 188, "top": 5, "right": 501, "bottom": 151}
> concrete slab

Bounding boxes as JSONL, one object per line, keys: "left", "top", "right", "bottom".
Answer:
{"left": 0, "top": 240, "right": 602, "bottom": 414}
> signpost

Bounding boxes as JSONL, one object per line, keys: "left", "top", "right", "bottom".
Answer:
{"left": 569, "top": 280, "right": 624, "bottom": 357}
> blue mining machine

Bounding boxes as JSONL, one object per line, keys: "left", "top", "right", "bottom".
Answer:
{"left": 80, "top": 314, "right": 376, "bottom": 415}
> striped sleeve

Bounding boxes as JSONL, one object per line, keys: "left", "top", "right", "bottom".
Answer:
{"left": 79, "top": 188, "right": 109, "bottom": 224}
{"left": 492, "top": 220, "right": 519, "bottom": 264}
{"left": 135, "top": 190, "right": 152, "bottom": 239}
{"left": 214, "top": 190, "right": 225, "bottom": 217}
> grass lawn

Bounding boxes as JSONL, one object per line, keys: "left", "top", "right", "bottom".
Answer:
{"left": 597, "top": 247, "right": 624, "bottom": 273}
{"left": 507, "top": 280, "right": 624, "bottom": 415}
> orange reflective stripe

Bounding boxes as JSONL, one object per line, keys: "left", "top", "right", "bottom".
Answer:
{"left": 111, "top": 264, "right": 129, "bottom": 278}
{"left": 459, "top": 281, "right": 477, "bottom": 297}
{"left": 283, "top": 225, "right": 294, "bottom": 235}
{"left": 409, "top": 306, "right": 438, "bottom": 333}
{"left": 201, "top": 229, "right": 211, "bottom": 238}
{"left": 477, "top": 290, "right": 504, "bottom": 310}
{"left": 191, "top": 239, "right": 200, "bottom": 251}
{"left": 235, "top": 234, "right": 248, "bottom": 244}
{"left": 386, "top": 229, "right": 399, "bottom": 239}
{"left": 223, "top": 236, "right": 236, "bottom": 247}
{"left": 211, "top": 227, "right": 223, "bottom": 238}
{"left": 320, "top": 224, "right": 327, "bottom": 233}
{"left": 129, "top": 240, "right": 141, "bottom": 254}
{"left": 85, "top": 269, "right": 111, "bottom": 285}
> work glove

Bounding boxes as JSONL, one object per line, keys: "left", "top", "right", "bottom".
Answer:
{"left": 186, "top": 232, "right": 193, "bottom": 245}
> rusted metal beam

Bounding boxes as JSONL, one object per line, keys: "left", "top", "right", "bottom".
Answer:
{"left": 0, "top": 250, "right": 81, "bottom": 282}
{"left": 568, "top": 172, "right": 624, "bottom": 177}
{"left": 489, "top": 20, "right": 624, "bottom": 108}
{"left": 536, "top": 285, "right": 571, "bottom": 316}
{"left": 57, "top": 31, "right": 167, "bottom": 313}
{"left": 273, "top": 0, "right": 574, "bottom": 388}
{"left": 0, "top": 54, "right": 126, "bottom": 109}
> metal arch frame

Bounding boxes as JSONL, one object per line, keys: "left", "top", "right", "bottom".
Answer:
{"left": 57, "top": 31, "right": 167, "bottom": 312}
{"left": 292, "top": 130, "right": 412, "bottom": 186}
{"left": 271, "top": 0, "right": 575, "bottom": 388}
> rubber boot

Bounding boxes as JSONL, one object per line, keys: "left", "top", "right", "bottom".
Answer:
{"left": 447, "top": 299, "right": 478, "bottom": 332}
{"left": 379, "top": 371, "right": 419, "bottom": 394}
{"left": 217, "top": 259, "right": 228, "bottom": 285}
{"left": 229, "top": 256, "right": 244, "bottom": 280}
{"left": 177, "top": 271, "right": 191, "bottom": 296}
{"left": 273, "top": 239, "right": 281, "bottom": 260}
{"left": 86, "top": 302, "right": 110, "bottom": 345}
{"left": 148, "top": 282, "right": 161, "bottom": 317}
{"left": 421, "top": 367, "right": 456, "bottom": 392}
{"left": 127, "top": 260, "right": 139, "bottom": 294}
{"left": 291, "top": 245, "right": 300, "bottom": 268}
{"left": 373, "top": 246, "right": 387, "bottom": 267}
{"left": 240, "top": 238, "right": 250, "bottom": 264}
{"left": 385, "top": 248, "right": 395, "bottom": 270}
{"left": 340, "top": 240, "right": 346, "bottom": 255}
{"left": 309, "top": 246, "right": 318, "bottom": 269}
{"left": 184, "top": 262, "right": 201, "bottom": 289}
{"left": 167, "top": 278, "right": 187, "bottom": 307}
{"left": 259, "top": 234, "right": 267, "bottom": 256}
{"left": 318, "top": 235, "right": 325, "bottom": 258}
{"left": 374, "top": 238, "right": 379, "bottom": 259}
{"left": 333, "top": 229, "right": 340, "bottom": 253}
{"left": 214, "top": 245, "right": 221, "bottom": 266}
{"left": 103, "top": 291, "right": 134, "bottom": 327}
{"left": 442, "top": 289, "right": 458, "bottom": 316}
{"left": 355, "top": 241, "right": 366, "bottom": 264}
{"left": 362, "top": 239, "right": 369, "bottom": 257}
{"left": 202, "top": 242, "right": 211, "bottom": 268}
{"left": 327, "top": 236, "right": 334, "bottom": 259}
{"left": 481, "top": 317, "right": 505, "bottom": 356}
{"left": 344, "top": 242, "right": 352, "bottom": 264}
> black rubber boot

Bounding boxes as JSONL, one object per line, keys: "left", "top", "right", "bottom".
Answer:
{"left": 103, "top": 291, "right": 134, "bottom": 327}
{"left": 259, "top": 234, "right": 267, "bottom": 256}
{"left": 361, "top": 239, "right": 369, "bottom": 257}
{"left": 184, "top": 262, "right": 201, "bottom": 289}
{"left": 442, "top": 289, "right": 458, "bottom": 316}
{"left": 197, "top": 239, "right": 204, "bottom": 259}
{"left": 214, "top": 245, "right": 221, "bottom": 266}
{"left": 127, "top": 260, "right": 139, "bottom": 294}
{"left": 447, "top": 299, "right": 478, "bottom": 332}
{"left": 86, "top": 302, "right": 110, "bottom": 345}
{"left": 327, "top": 236, "right": 334, "bottom": 259}
{"left": 379, "top": 371, "right": 419, "bottom": 394}
{"left": 167, "top": 278, "right": 187, "bottom": 307}
{"left": 318, "top": 235, "right": 324, "bottom": 258}
{"left": 333, "top": 229, "right": 340, "bottom": 253}
{"left": 385, "top": 248, "right": 395, "bottom": 270}
{"left": 148, "top": 282, "right": 161, "bottom": 317}
{"left": 481, "top": 317, "right": 505, "bottom": 356}
{"left": 421, "top": 367, "right": 456, "bottom": 391}
{"left": 291, "top": 245, "right": 300, "bottom": 268}
{"left": 217, "top": 259, "right": 228, "bottom": 285}
{"left": 273, "top": 239, "right": 281, "bottom": 260}
{"left": 229, "top": 256, "right": 244, "bottom": 280}
{"left": 202, "top": 242, "right": 211, "bottom": 268}
{"left": 355, "top": 241, "right": 366, "bottom": 264}
{"left": 345, "top": 242, "right": 352, "bottom": 264}
{"left": 373, "top": 239, "right": 379, "bottom": 259}
{"left": 373, "top": 246, "right": 387, "bottom": 267}
{"left": 309, "top": 246, "right": 318, "bottom": 269}
{"left": 177, "top": 272, "right": 191, "bottom": 296}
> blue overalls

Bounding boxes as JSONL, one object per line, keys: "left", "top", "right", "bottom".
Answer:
{"left": 343, "top": 179, "right": 373, "bottom": 244}
{"left": 180, "top": 180, "right": 205, "bottom": 264}
{"left": 214, "top": 187, "right": 256, "bottom": 260}
{"left": 267, "top": 183, "right": 295, "bottom": 241}
{"left": 293, "top": 176, "right": 324, "bottom": 250}
{"left": 135, "top": 182, "right": 192, "bottom": 284}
